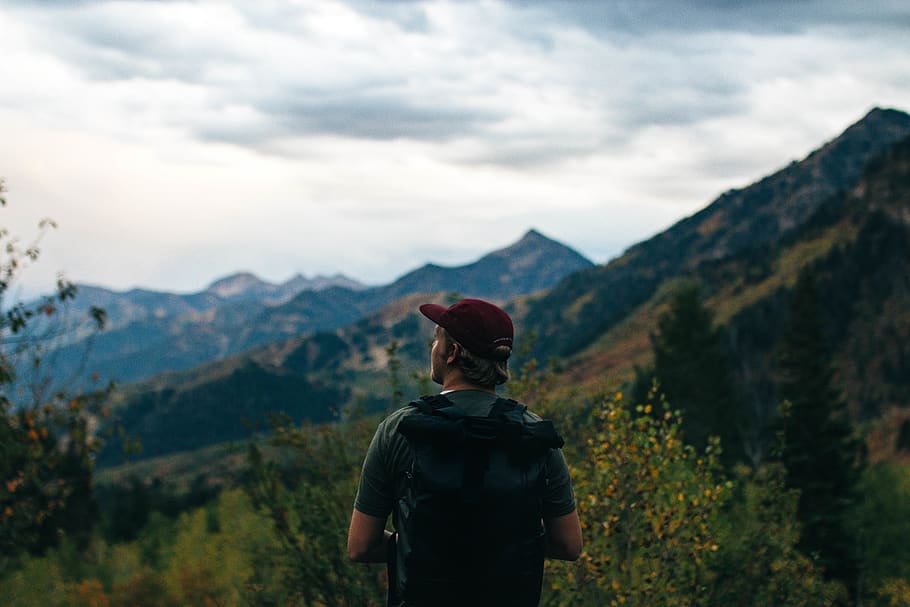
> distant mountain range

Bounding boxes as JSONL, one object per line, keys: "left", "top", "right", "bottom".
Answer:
{"left": 44, "top": 229, "right": 592, "bottom": 389}
{"left": 239, "top": 229, "right": 592, "bottom": 350}
{"left": 204, "top": 272, "right": 366, "bottom": 303}
{"left": 91, "top": 106, "right": 910, "bottom": 468}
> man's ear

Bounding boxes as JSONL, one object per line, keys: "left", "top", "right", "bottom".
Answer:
{"left": 446, "top": 343, "right": 460, "bottom": 365}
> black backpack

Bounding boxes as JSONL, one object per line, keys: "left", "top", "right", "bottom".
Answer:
{"left": 390, "top": 394, "right": 564, "bottom": 607}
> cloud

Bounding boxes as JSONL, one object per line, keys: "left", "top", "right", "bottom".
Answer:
{"left": 528, "top": 0, "right": 910, "bottom": 37}
{"left": 199, "top": 91, "right": 503, "bottom": 144}
{"left": 1, "top": 0, "right": 908, "bottom": 296}
{"left": 9, "top": 0, "right": 907, "bottom": 168}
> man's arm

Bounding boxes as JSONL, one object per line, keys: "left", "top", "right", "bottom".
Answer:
{"left": 347, "top": 508, "right": 392, "bottom": 563}
{"left": 544, "top": 510, "right": 583, "bottom": 561}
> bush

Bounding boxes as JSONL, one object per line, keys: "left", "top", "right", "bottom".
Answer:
{"left": 545, "top": 390, "right": 728, "bottom": 606}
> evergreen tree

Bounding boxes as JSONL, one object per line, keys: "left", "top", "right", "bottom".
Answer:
{"left": 649, "top": 283, "right": 745, "bottom": 466}
{"left": 776, "top": 269, "right": 861, "bottom": 592}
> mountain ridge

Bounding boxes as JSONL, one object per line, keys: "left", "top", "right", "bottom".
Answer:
{"left": 43, "top": 228, "right": 591, "bottom": 388}
{"left": 521, "top": 107, "right": 910, "bottom": 358}
{"left": 204, "top": 271, "right": 366, "bottom": 302}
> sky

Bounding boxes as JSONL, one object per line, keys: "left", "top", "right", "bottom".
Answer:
{"left": 1, "top": 0, "right": 909, "bottom": 298}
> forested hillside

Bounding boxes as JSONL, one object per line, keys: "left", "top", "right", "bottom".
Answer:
{"left": 517, "top": 108, "right": 910, "bottom": 462}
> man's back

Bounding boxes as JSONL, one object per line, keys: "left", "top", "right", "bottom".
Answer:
{"left": 389, "top": 393, "right": 564, "bottom": 606}
{"left": 353, "top": 391, "right": 575, "bottom": 527}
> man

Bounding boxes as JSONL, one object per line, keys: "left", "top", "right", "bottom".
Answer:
{"left": 348, "top": 297, "right": 582, "bottom": 606}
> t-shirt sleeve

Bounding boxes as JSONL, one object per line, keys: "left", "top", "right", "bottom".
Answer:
{"left": 541, "top": 448, "right": 577, "bottom": 518}
{"left": 353, "top": 420, "right": 396, "bottom": 519}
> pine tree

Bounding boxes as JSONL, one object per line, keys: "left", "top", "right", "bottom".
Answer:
{"left": 776, "top": 269, "right": 861, "bottom": 592}
{"left": 649, "top": 282, "right": 745, "bottom": 465}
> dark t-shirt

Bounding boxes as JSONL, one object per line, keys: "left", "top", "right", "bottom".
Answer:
{"left": 353, "top": 389, "right": 576, "bottom": 520}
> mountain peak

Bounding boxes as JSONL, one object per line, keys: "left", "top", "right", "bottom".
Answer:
{"left": 378, "top": 228, "right": 593, "bottom": 301}
{"left": 495, "top": 228, "right": 590, "bottom": 261}
{"left": 838, "top": 107, "right": 910, "bottom": 148}
{"left": 861, "top": 106, "right": 910, "bottom": 124}
{"left": 206, "top": 272, "right": 272, "bottom": 298}
{"left": 281, "top": 273, "right": 366, "bottom": 292}
{"left": 511, "top": 228, "right": 553, "bottom": 247}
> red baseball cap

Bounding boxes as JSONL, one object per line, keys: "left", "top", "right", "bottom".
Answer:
{"left": 419, "top": 298, "right": 513, "bottom": 360}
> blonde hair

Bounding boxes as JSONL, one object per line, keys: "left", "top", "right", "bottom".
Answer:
{"left": 441, "top": 329, "right": 510, "bottom": 387}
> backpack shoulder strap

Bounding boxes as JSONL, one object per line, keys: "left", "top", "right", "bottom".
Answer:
{"left": 407, "top": 394, "right": 465, "bottom": 419}
{"left": 489, "top": 397, "right": 566, "bottom": 451}
{"left": 489, "top": 397, "right": 527, "bottom": 424}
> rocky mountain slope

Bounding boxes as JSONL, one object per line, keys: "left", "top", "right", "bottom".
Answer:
{"left": 522, "top": 107, "right": 910, "bottom": 358}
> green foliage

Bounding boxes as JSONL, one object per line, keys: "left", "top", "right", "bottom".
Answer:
{"left": 851, "top": 463, "right": 910, "bottom": 605}
{"left": 94, "top": 474, "right": 220, "bottom": 543}
{"left": 0, "top": 489, "right": 278, "bottom": 607}
{"left": 97, "top": 360, "right": 349, "bottom": 466}
{"left": 506, "top": 329, "right": 558, "bottom": 411}
{"left": 386, "top": 340, "right": 404, "bottom": 409}
{"left": 545, "top": 390, "right": 729, "bottom": 606}
{"left": 776, "top": 270, "right": 862, "bottom": 589}
{"left": 645, "top": 282, "right": 745, "bottom": 465}
{"left": 4, "top": 384, "right": 908, "bottom": 606}
{"left": 244, "top": 420, "right": 386, "bottom": 605}
{"left": 711, "top": 464, "right": 845, "bottom": 606}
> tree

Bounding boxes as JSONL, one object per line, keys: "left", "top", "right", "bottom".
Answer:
{"left": 546, "top": 390, "right": 729, "bottom": 606}
{"left": 709, "top": 464, "right": 845, "bottom": 607}
{"left": 775, "top": 269, "right": 861, "bottom": 593}
{"left": 849, "top": 463, "right": 910, "bottom": 605}
{"left": 245, "top": 419, "right": 387, "bottom": 605}
{"left": 0, "top": 180, "right": 108, "bottom": 575}
{"left": 645, "top": 282, "right": 745, "bottom": 466}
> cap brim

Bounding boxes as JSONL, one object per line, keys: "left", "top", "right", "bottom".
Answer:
{"left": 419, "top": 303, "right": 447, "bottom": 325}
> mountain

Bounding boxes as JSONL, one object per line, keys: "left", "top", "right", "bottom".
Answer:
{"left": 516, "top": 107, "right": 910, "bottom": 461}
{"left": 97, "top": 357, "right": 354, "bottom": 466}
{"left": 95, "top": 293, "right": 432, "bottom": 465}
{"left": 522, "top": 107, "right": 910, "bottom": 358}
{"left": 60, "top": 272, "right": 363, "bottom": 335}
{"left": 722, "top": 133, "right": 910, "bottom": 454}
{"left": 21, "top": 272, "right": 363, "bottom": 395}
{"left": 204, "top": 272, "right": 365, "bottom": 303}
{"left": 96, "top": 107, "right": 910, "bottom": 466}
{"left": 235, "top": 229, "right": 594, "bottom": 350}
{"left": 45, "top": 230, "right": 591, "bottom": 389}
{"left": 379, "top": 229, "right": 593, "bottom": 299}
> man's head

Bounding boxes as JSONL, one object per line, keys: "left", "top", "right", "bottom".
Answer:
{"left": 419, "top": 298, "right": 513, "bottom": 388}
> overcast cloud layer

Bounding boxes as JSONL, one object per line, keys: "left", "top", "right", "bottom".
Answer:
{"left": 1, "top": 0, "right": 908, "bottom": 297}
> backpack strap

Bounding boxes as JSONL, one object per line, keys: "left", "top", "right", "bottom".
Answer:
{"left": 409, "top": 394, "right": 446, "bottom": 414}
{"left": 408, "top": 394, "right": 466, "bottom": 420}
{"left": 411, "top": 395, "right": 525, "bottom": 421}
{"left": 489, "top": 397, "right": 527, "bottom": 424}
